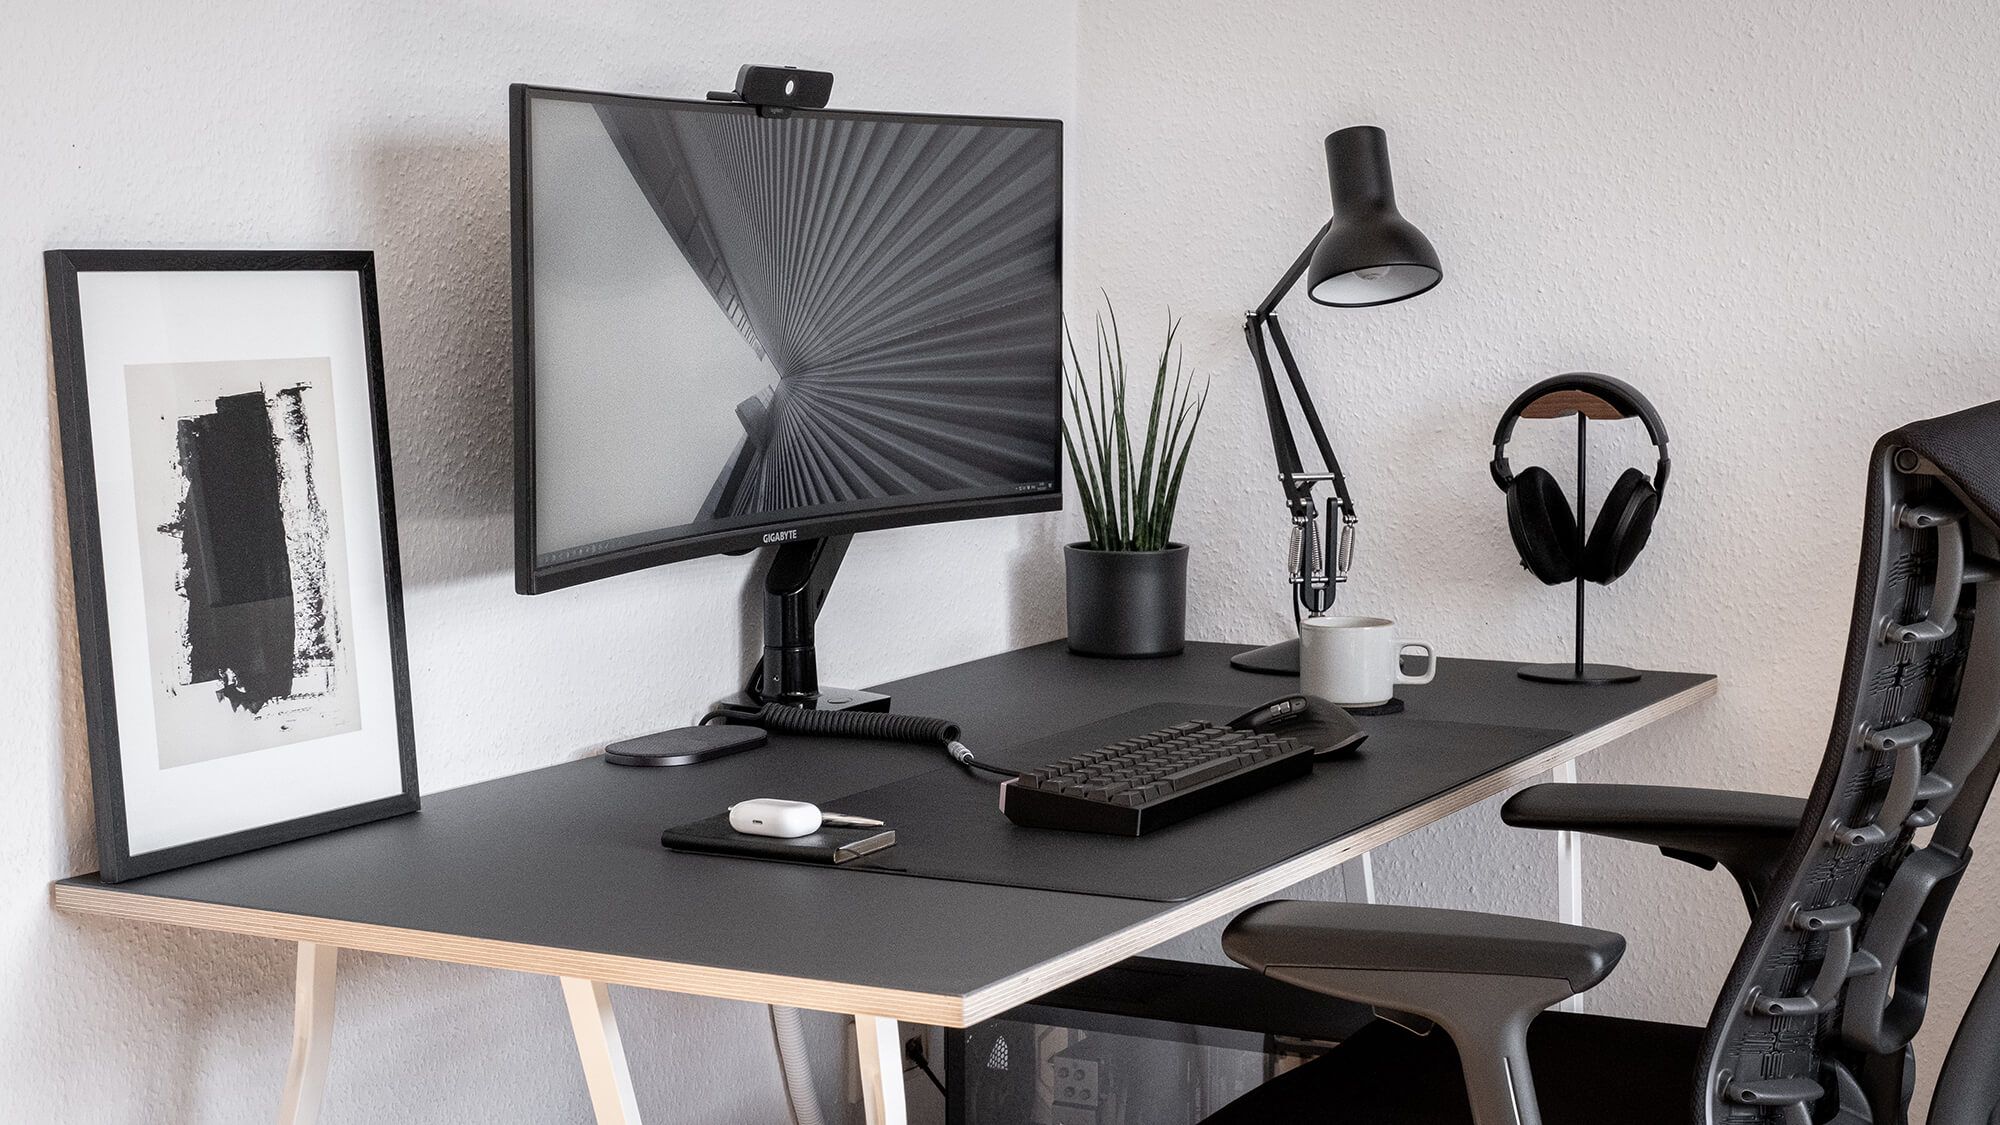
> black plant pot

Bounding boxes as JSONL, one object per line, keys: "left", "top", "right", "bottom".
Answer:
{"left": 1064, "top": 543, "right": 1189, "bottom": 658}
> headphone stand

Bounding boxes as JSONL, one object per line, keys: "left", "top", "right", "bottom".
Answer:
{"left": 1518, "top": 412, "right": 1641, "bottom": 686}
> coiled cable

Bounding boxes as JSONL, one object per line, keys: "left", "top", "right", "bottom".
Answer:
{"left": 704, "top": 703, "right": 1015, "bottom": 777}
{"left": 738, "top": 703, "right": 958, "bottom": 744}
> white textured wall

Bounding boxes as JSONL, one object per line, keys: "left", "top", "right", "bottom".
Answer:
{"left": 3, "top": 3, "right": 1073, "bottom": 1122}
{"left": 1078, "top": 0, "right": 2000, "bottom": 1112}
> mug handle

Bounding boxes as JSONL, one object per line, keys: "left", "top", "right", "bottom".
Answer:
{"left": 1396, "top": 642, "right": 1437, "bottom": 685}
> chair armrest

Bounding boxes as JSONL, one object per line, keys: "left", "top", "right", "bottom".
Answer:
{"left": 1502, "top": 782, "right": 1805, "bottom": 912}
{"left": 1225, "top": 900, "right": 1623, "bottom": 991}
{"left": 1224, "top": 902, "right": 1625, "bottom": 1125}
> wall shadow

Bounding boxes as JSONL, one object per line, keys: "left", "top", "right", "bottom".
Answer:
{"left": 356, "top": 133, "right": 516, "bottom": 588}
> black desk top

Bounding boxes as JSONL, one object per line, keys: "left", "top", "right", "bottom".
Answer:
{"left": 55, "top": 642, "right": 1713, "bottom": 1025}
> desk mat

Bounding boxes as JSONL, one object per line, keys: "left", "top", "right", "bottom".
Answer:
{"left": 769, "top": 703, "right": 1569, "bottom": 903}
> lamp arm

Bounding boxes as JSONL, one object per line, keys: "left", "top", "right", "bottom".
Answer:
{"left": 1264, "top": 316, "right": 1354, "bottom": 518}
{"left": 1254, "top": 219, "right": 1333, "bottom": 319}
{"left": 1245, "top": 219, "right": 1359, "bottom": 616}
{"left": 1244, "top": 318, "right": 1309, "bottom": 506}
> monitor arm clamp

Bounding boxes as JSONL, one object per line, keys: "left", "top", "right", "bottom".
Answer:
{"left": 718, "top": 535, "right": 891, "bottom": 715}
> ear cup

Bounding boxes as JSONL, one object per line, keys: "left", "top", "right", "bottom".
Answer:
{"left": 1505, "top": 466, "right": 1580, "bottom": 585}
{"left": 1582, "top": 467, "right": 1660, "bottom": 584}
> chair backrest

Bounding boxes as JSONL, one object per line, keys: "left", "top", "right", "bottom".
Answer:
{"left": 1694, "top": 401, "right": 2000, "bottom": 1125}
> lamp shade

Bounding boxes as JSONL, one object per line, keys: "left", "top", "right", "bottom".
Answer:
{"left": 1306, "top": 126, "right": 1441, "bottom": 307}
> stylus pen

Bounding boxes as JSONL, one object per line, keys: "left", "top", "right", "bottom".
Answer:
{"left": 819, "top": 813, "right": 885, "bottom": 828}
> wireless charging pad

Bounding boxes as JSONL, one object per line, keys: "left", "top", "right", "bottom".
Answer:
{"left": 605, "top": 724, "right": 768, "bottom": 767}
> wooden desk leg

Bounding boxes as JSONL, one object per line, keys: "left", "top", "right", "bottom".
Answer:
{"left": 1339, "top": 852, "right": 1377, "bottom": 904}
{"left": 1552, "top": 760, "right": 1584, "bottom": 1011}
{"left": 278, "top": 942, "right": 337, "bottom": 1125}
{"left": 854, "top": 1014, "right": 907, "bottom": 1125}
{"left": 560, "top": 978, "right": 644, "bottom": 1125}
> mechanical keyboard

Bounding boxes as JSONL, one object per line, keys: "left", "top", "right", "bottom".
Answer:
{"left": 999, "top": 719, "right": 1315, "bottom": 836}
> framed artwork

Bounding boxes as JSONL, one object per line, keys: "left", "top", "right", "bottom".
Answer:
{"left": 47, "top": 249, "right": 418, "bottom": 883}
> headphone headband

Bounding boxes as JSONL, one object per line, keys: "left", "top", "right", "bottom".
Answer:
{"left": 1489, "top": 372, "right": 1671, "bottom": 494}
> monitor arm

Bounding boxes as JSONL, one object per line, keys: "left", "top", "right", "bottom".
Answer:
{"left": 759, "top": 535, "right": 847, "bottom": 702}
{"left": 727, "top": 535, "right": 891, "bottom": 714}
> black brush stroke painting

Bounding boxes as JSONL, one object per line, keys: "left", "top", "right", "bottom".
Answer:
{"left": 174, "top": 388, "right": 298, "bottom": 712}
{"left": 164, "top": 380, "right": 346, "bottom": 719}
{"left": 128, "top": 356, "right": 360, "bottom": 769}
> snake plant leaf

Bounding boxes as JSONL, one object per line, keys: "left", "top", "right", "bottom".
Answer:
{"left": 1061, "top": 296, "right": 1205, "bottom": 553}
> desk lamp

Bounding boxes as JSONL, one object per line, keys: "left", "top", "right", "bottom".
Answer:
{"left": 1232, "top": 125, "right": 1442, "bottom": 675}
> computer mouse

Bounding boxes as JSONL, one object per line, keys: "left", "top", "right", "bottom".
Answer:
{"left": 1226, "top": 694, "right": 1369, "bottom": 757}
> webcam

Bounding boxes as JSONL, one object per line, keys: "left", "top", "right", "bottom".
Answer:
{"left": 707, "top": 64, "right": 834, "bottom": 117}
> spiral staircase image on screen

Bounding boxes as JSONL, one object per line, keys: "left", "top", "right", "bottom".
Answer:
{"left": 594, "top": 101, "right": 1063, "bottom": 522}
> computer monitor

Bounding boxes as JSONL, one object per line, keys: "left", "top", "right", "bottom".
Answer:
{"left": 510, "top": 84, "right": 1065, "bottom": 599}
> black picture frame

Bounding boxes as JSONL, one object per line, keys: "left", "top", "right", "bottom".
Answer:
{"left": 47, "top": 248, "right": 419, "bottom": 883}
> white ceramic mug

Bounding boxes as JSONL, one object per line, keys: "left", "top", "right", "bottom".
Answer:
{"left": 1298, "top": 615, "right": 1436, "bottom": 707}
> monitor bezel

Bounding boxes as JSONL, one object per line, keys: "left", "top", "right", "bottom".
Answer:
{"left": 510, "top": 83, "right": 1065, "bottom": 595}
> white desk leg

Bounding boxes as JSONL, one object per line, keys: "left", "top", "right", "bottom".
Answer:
{"left": 561, "top": 978, "right": 644, "bottom": 1125}
{"left": 1339, "top": 851, "right": 1377, "bottom": 904}
{"left": 1552, "top": 760, "right": 1584, "bottom": 1011}
{"left": 278, "top": 942, "right": 337, "bottom": 1125}
{"left": 854, "top": 1014, "right": 907, "bottom": 1125}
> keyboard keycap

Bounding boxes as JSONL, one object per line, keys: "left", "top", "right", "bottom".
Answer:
{"left": 1162, "top": 756, "right": 1241, "bottom": 789}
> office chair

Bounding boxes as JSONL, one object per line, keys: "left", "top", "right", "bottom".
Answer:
{"left": 1202, "top": 401, "right": 2000, "bottom": 1125}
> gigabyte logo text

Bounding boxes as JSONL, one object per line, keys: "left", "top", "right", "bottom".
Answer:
{"left": 762, "top": 529, "right": 798, "bottom": 543}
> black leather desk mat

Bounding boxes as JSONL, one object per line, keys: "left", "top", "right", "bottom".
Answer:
{"left": 57, "top": 647, "right": 1707, "bottom": 999}
{"left": 746, "top": 702, "right": 1570, "bottom": 902}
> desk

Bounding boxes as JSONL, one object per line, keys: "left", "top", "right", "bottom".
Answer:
{"left": 53, "top": 641, "right": 1713, "bottom": 1125}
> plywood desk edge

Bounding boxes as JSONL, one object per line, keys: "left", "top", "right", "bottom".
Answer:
{"left": 53, "top": 676, "right": 1716, "bottom": 1029}
{"left": 957, "top": 674, "right": 1716, "bottom": 1021}
{"left": 49, "top": 881, "right": 978, "bottom": 1026}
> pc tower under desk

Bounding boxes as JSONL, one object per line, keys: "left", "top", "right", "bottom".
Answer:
{"left": 946, "top": 957, "right": 1372, "bottom": 1125}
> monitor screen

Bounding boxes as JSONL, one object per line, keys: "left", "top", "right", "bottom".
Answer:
{"left": 512, "top": 85, "right": 1064, "bottom": 593}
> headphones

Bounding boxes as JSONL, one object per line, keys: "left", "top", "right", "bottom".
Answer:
{"left": 1490, "top": 373, "right": 1670, "bottom": 586}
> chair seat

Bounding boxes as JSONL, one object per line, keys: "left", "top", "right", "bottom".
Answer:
{"left": 1198, "top": 1010, "right": 1700, "bottom": 1124}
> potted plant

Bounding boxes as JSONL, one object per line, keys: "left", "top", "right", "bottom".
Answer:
{"left": 1063, "top": 300, "right": 1207, "bottom": 657}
